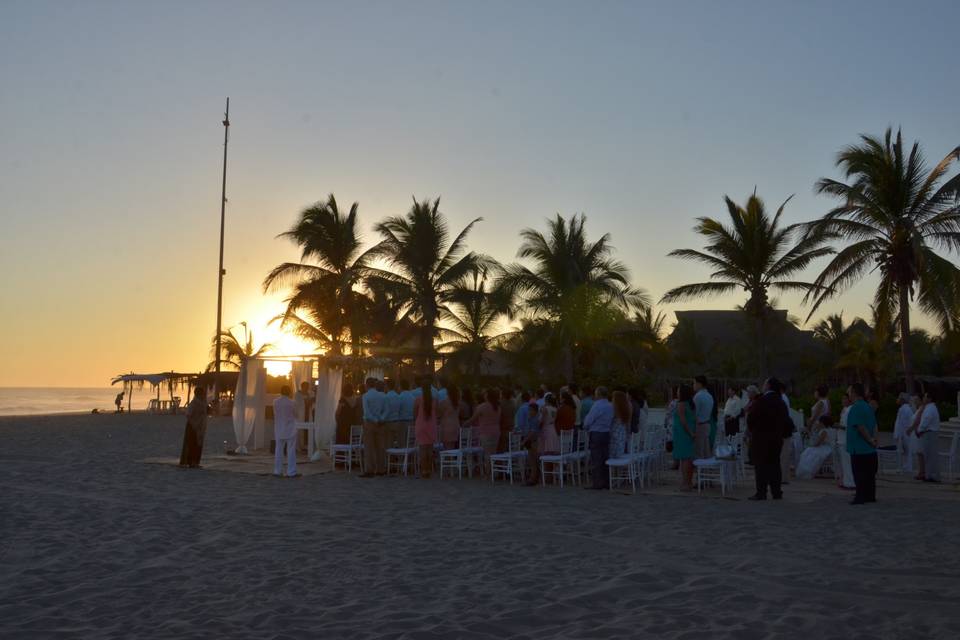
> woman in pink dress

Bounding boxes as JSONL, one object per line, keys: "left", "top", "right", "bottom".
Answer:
{"left": 437, "top": 384, "right": 463, "bottom": 449}
{"left": 465, "top": 388, "right": 502, "bottom": 469}
{"left": 539, "top": 392, "right": 560, "bottom": 454}
{"left": 414, "top": 382, "right": 439, "bottom": 479}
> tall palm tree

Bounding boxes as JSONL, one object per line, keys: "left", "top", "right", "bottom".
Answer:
{"left": 498, "top": 213, "right": 648, "bottom": 381}
{"left": 208, "top": 322, "right": 272, "bottom": 371}
{"left": 661, "top": 192, "right": 832, "bottom": 375}
{"left": 437, "top": 266, "right": 515, "bottom": 378}
{"left": 263, "top": 194, "right": 375, "bottom": 355}
{"left": 805, "top": 128, "right": 960, "bottom": 392}
{"left": 369, "top": 196, "right": 486, "bottom": 373}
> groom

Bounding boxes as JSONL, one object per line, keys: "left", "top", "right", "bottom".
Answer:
{"left": 748, "top": 377, "right": 792, "bottom": 500}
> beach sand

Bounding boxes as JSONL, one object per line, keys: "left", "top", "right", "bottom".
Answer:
{"left": 1, "top": 413, "right": 958, "bottom": 639}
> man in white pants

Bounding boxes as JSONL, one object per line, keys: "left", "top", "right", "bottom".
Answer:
{"left": 273, "top": 386, "right": 298, "bottom": 477}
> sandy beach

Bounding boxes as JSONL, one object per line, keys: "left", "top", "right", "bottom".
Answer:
{"left": 1, "top": 412, "right": 958, "bottom": 639}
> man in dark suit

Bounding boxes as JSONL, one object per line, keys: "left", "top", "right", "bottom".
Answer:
{"left": 747, "top": 377, "right": 792, "bottom": 500}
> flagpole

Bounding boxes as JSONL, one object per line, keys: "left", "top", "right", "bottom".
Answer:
{"left": 213, "top": 98, "right": 230, "bottom": 410}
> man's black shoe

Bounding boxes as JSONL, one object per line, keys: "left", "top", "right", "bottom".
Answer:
{"left": 748, "top": 494, "right": 766, "bottom": 501}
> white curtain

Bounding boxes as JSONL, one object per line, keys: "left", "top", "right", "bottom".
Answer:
{"left": 232, "top": 359, "right": 266, "bottom": 454}
{"left": 366, "top": 367, "right": 385, "bottom": 381}
{"left": 311, "top": 365, "right": 343, "bottom": 460}
{"left": 291, "top": 361, "right": 313, "bottom": 395}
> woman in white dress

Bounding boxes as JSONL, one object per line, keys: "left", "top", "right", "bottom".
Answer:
{"left": 806, "top": 385, "right": 831, "bottom": 437}
{"left": 796, "top": 414, "right": 834, "bottom": 479}
{"left": 835, "top": 394, "right": 855, "bottom": 488}
{"left": 893, "top": 392, "right": 915, "bottom": 473}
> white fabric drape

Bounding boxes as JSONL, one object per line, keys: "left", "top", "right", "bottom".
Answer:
{"left": 366, "top": 367, "right": 384, "bottom": 381}
{"left": 232, "top": 359, "right": 265, "bottom": 454}
{"left": 311, "top": 365, "right": 343, "bottom": 460}
{"left": 290, "top": 361, "right": 313, "bottom": 395}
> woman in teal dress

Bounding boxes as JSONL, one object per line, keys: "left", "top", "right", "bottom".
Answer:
{"left": 672, "top": 385, "right": 696, "bottom": 491}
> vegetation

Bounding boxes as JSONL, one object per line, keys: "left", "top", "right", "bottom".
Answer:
{"left": 208, "top": 322, "right": 271, "bottom": 371}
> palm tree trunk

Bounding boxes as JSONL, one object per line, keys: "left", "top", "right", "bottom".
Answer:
{"left": 898, "top": 286, "right": 915, "bottom": 393}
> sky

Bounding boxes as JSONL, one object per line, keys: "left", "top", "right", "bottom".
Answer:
{"left": 2, "top": 0, "right": 959, "bottom": 387}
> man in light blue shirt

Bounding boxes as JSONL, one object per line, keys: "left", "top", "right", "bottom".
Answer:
{"left": 360, "top": 378, "right": 388, "bottom": 477}
{"left": 384, "top": 379, "right": 404, "bottom": 449}
{"left": 584, "top": 386, "right": 613, "bottom": 489}
{"left": 692, "top": 375, "right": 714, "bottom": 459}
{"left": 398, "top": 379, "right": 416, "bottom": 424}
{"left": 512, "top": 392, "right": 541, "bottom": 485}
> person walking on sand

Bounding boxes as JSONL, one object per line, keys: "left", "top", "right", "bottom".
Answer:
{"left": 273, "top": 386, "right": 299, "bottom": 478}
{"left": 179, "top": 386, "right": 207, "bottom": 468}
{"left": 748, "top": 378, "right": 791, "bottom": 500}
{"left": 846, "top": 383, "right": 878, "bottom": 504}
{"left": 114, "top": 391, "right": 125, "bottom": 414}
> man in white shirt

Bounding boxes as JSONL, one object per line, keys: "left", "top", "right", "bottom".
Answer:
{"left": 910, "top": 391, "right": 941, "bottom": 482}
{"left": 893, "top": 392, "right": 915, "bottom": 472}
{"left": 273, "top": 386, "right": 298, "bottom": 477}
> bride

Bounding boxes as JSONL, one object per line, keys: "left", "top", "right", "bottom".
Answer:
{"left": 796, "top": 414, "right": 835, "bottom": 479}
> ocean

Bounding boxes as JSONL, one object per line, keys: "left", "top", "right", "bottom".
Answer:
{"left": 0, "top": 387, "right": 135, "bottom": 416}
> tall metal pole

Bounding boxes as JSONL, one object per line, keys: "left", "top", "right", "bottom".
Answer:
{"left": 214, "top": 98, "right": 230, "bottom": 408}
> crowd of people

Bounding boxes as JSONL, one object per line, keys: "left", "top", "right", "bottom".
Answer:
{"left": 178, "top": 372, "right": 947, "bottom": 500}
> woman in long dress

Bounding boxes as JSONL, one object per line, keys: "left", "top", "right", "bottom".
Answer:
{"left": 437, "top": 384, "right": 462, "bottom": 450}
{"left": 672, "top": 385, "right": 696, "bottom": 491}
{"left": 609, "top": 390, "right": 632, "bottom": 458}
{"left": 538, "top": 392, "right": 560, "bottom": 454}
{"left": 835, "top": 394, "right": 855, "bottom": 488}
{"left": 806, "top": 385, "right": 830, "bottom": 437}
{"left": 796, "top": 414, "right": 835, "bottom": 479}
{"left": 413, "top": 383, "right": 439, "bottom": 478}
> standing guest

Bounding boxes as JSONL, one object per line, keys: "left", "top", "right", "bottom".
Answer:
{"left": 779, "top": 387, "right": 797, "bottom": 484}
{"left": 609, "top": 390, "right": 633, "bottom": 458}
{"left": 692, "top": 375, "right": 714, "bottom": 459}
{"left": 807, "top": 386, "right": 831, "bottom": 435}
{"left": 538, "top": 392, "right": 560, "bottom": 454}
{"left": 335, "top": 384, "right": 356, "bottom": 444}
{"left": 584, "top": 387, "right": 614, "bottom": 490}
{"left": 627, "top": 388, "right": 644, "bottom": 435}
{"left": 498, "top": 387, "right": 516, "bottom": 453}
{"left": 114, "top": 391, "right": 125, "bottom": 414}
{"left": 742, "top": 385, "right": 760, "bottom": 464}
{"left": 413, "top": 380, "right": 439, "bottom": 479}
{"left": 273, "top": 385, "right": 299, "bottom": 478}
{"left": 179, "top": 386, "right": 207, "bottom": 468}
{"left": 437, "top": 384, "right": 462, "bottom": 450}
{"left": 568, "top": 383, "right": 583, "bottom": 429}
{"left": 359, "top": 378, "right": 387, "bottom": 478}
{"left": 893, "top": 392, "right": 915, "bottom": 473}
{"left": 908, "top": 391, "right": 941, "bottom": 482}
{"left": 556, "top": 391, "right": 577, "bottom": 431}
{"left": 748, "top": 378, "right": 792, "bottom": 500}
{"left": 723, "top": 387, "right": 743, "bottom": 437}
{"left": 384, "top": 379, "right": 404, "bottom": 449}
{"left": 465, "top": 388, "right": 502, "bottom": 462}
{"left": 846, "top": 383, "right": 879, "bottom": 504}
{"left": 836, "top": 394, "right": 856, "bottom": 489}
{"left": 514, "top": 395, "right": 541, "bottom": 486}
{"left": 460, "top": 387, "right": 476, "bottom": 424}
{"left": 672, "top": 385, "right": 696, "bottom": 489}
{"left": 398, "top": 379, "right": 416, "bottom": 431}
{"left": 579, "top": 386, "right": 595, "bottom": 427}
{"left": 664, "top": 387, "right": 679, "bottom": 469}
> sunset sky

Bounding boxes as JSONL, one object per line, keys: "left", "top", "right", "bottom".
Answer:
{"left": 2, "top": 0, "right": 959, "bottom": 387}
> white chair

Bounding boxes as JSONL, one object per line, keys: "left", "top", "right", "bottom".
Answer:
{"left": 439, "top": 427, "right": 474, "bottom": 479}
{"left": 330, "top": 424, "right": 363, "bottom": 472}
{"left": 385, "top": 424, "right": 418, "bottom": 476}
{"left": 635, "top": 429, "right": 665, "bottom": 488}
{"left": 939, "top": 431, "right": 959, "bottom": 480}
{"left": 607, "top": 432, "right": 642, "bottom": 493}
{"left": 568, "top": 429, "right": 590, "bottom": 484}
{"left": 540, "top": 429, "right": 576, "bottom": 487}
{"left": 694, "top": 456, "right": 734, "bottom": 496}
{"left": 489, "top": 432, "right": 527, "bottom": 484}
{"left": 877, "top": 446, "right": 901, "bottom": 476}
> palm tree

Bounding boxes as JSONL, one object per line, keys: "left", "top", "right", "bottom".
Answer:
{"left": 369, "top": 196, "right": 486, "bottom": 373}
{"left": 498, "top": 213, "right": 648, "bottom": 381}
{"left": 208, "top": 322, "right": 272, "bottom": 370}
{"left": 661, "top": 192, "right": 832, "bottom": 375}
{"left": 263, "top": 194, "right": 375, "bottom": 355}
{"left": 437, "top": 266, "right": 515, "bottom": 378}
{"left": 805, "top": 128, "right": 960, "bottom": 392}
